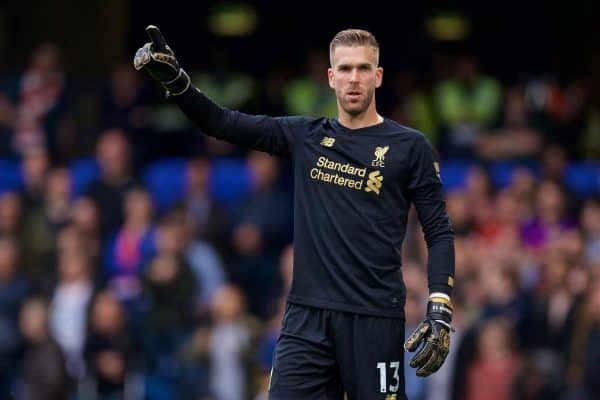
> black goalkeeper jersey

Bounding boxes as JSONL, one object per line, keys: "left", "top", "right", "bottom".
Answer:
{"left": 175, "top": 87, "right": 455, "bottom": 318}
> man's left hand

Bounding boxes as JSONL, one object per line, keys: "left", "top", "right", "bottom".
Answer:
{"left": 404, "top": 295, "right": 453, "bottom": 377}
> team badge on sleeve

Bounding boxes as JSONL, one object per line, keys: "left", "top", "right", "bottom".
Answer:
{"left": 434, "top": 161, "right": 441, "bottom": 181}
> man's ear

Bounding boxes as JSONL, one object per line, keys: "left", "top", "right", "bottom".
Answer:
{"left": 327, "top": 67, "right": 335, "bottom": 89}
{"left": 375, "top": 66, "right": 383, "bottom": 88}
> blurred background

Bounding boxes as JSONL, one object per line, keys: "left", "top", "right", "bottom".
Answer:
{"left": 0, "top": 0, "right": 599, "bottom": 399}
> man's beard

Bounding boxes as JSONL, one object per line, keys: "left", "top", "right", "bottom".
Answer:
{"left": 339, "top": 88, "right": 374, "bottom": 116}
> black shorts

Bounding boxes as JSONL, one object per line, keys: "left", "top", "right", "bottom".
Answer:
{"left": 269, "top": 303, "right": 406, "bottom": 400}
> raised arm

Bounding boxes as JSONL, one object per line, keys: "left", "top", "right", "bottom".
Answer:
{"left": 133, "top": 25, "right": 302, "bottom": 158}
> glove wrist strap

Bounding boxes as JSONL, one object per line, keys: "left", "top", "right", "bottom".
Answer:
{"left": 433, "top": 319, "right": 454, "bottom": 331}
{"left": 163, "top": 69, "right": 191, "bottom": 96}
{"left": 427, "top": 299, "right": 453, "bottom": 324}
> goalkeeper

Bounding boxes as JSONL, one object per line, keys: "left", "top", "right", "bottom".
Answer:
{"left": 135, "top": 25, "right": 455, "bottom": 400}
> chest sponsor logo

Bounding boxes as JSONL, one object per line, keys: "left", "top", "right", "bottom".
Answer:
{"left": 365, "top": 170, "right": 383, "bottom": 195}
{"left": 309, "top": 155, "right": 383, "bottom": 195}
{"left": 372, "top": 145, "right": 389, "bottom": 167}
{"left": 320, "top": 136, "right": 335, "bottom": 147}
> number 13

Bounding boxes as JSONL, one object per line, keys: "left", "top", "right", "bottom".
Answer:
{"left": 377, "top": 361, "right": 400, "bottom": 393}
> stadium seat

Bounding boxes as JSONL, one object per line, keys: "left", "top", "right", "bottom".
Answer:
{"left": 209, "top": 157, "right": 252, "bottom": 209}
{"left": 69, "top": 157, "right": 100, "bottom": 198}
{"left": 143, "top": 158, "right": 188, "bottom": 213}
{"left": 565, "top": 161, "right": 600, "bottom": 197}
{"left": 490, "top": 161, "right": 538, "bottom": 189}
{"left": 0, "top": 158, "right": 23, "bottom": 194}
{"left": 143, "top": 157, "right": 253, "bottom": 214}
{"left": 439, "top": 159, "right": 472, "bottom": 191}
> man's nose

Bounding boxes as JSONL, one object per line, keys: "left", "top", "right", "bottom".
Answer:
{"left": 350, "top": 68, "right": 359, "bottom": 82}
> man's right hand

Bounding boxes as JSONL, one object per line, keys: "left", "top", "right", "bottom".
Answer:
{"left": 133, "top": 25, "right": 191, "bottom": 96}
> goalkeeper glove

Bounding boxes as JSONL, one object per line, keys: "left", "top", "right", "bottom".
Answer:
{"left": 404, "top": 293, "right": 453, "bottom": 377}
{"left": 133, "top": 25, "right": 191, "bottom": 96}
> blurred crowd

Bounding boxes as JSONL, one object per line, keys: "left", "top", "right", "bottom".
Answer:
{"left": 0, "top": 41, "right": 599, "bottom": 400}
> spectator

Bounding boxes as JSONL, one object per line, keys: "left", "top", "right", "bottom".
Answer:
{"left": 102, "top": 187, "right": 156, "bottom": 301}
{"left": 83, "top": 289, "right": 139, "bottom": 400}
{"left": 157, "top": 207, "right": 226, "bottom": 314}
{"left": 0, "top": 43, "right": 71, "bottom": 162}
{"left": 20, "top": 146, "right": 50, "bottom": 207}
{"left": 580, "top": 198, "right": 600, "bottom": 267}
{"left": 100, "top": 62, "right": 155, "bottom": 172}
{"left": 0, "top": 92, "right": 16, "bottom": 156}
{"left": 0, "top": 191, "right": 22, "bottom": 237}
{"left": 508, "top": 167, "right": 537, "bottom": 220}
{"left": 578, "top": 102, "right": 600, "bottom": 160}
{"left": 538, "top": 79, "right": 587, "bottom": 158}
{"left": 445, "top": 189, "right": 474, "bottom": 237}
{"left": 567, "top": 278, "right": 600, "bottom": 398}
{"left": 49, "top": 249, "right": 94, "bottom": 379}
{"left": 140, "top": 219, "right": 197, "bottom": 383}
{"left": 183, "top": 285, "right": 260, "bottom": 400}
{"left": 193, "top": 48, "right": 258, "bottom": 111}
{"left": 528, "top": 252, "right": 581, "bottom": 357}
{"left": 18, "top": 296, "right": 71, "bottom": 400}
{"left": 389, "top": 71, "right": 439, "bottom": 145}
{"left": 229, "top": 151, "right": 292, "bottom": 318}
{"left": 70, "top": 196, "right": 103, "bottom": 275}
{"left": 514, "top": 349, "right": 566, "bottom": 399}
{"left": 521, "top": 180, "right": 575, "bottom": 255}
{"left": 20, "top": 167, "right": 72, "bottom": 283}
{"left": 539, "top": 144, "right": 569, "bottom": 184}
{"left": 434, "top": 55, "right": 502, "bottom": 157}
{"left": 283, "top": 49, "right": 337, "bottom": 118}
{"left": 87, "top": 129, "right": 137, "bottom": 237}
{"left": 479, "top": 260, "right": 532, "bottom": 347}
{"left": 253, "top": 245, "right": 294, "bottom": 400}
{"left": 476, "top": 86, "right": 543, "bottom": 161}
{"left": 464, "top": 318, "right": 523, "bottom": 400}
{"left": 185, "top": 157, "right": 229, "bottom": 252}
{"left": 0, "top": 236, "right": 30, "bottom": 398}
{"left": 142, "top": 218, "right": 197, "bottom": 333}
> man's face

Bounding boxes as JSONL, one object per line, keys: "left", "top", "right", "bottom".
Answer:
{"left": 328, "top": 45, "right": 383, "bottom": 116}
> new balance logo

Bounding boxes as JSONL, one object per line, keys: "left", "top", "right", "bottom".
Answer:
{"left": 320, "top": 137, "right": 335, "bottom": 147}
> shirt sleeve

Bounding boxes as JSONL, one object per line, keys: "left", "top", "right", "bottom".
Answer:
{"left": 407, "top": 134, "right": 455, "bottom": 296}
{"left": 173, "top": 86, "right": 306, "bottom": 159}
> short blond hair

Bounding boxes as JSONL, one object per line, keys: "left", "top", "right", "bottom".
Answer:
{"left": 329, "top": 29, "right": 379, "bottom": 65}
